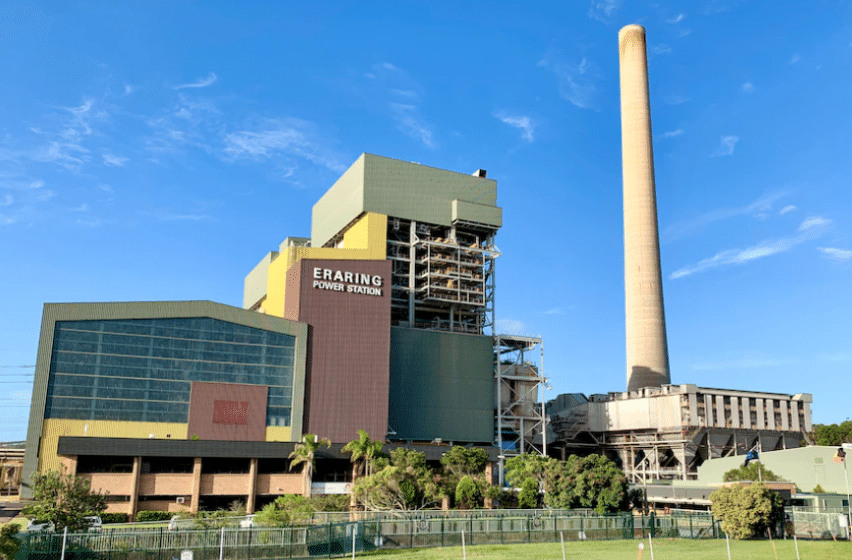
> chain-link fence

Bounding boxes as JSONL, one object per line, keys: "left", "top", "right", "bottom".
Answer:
{"left": 790, "top": 510, "right": 850, "bottom": 540}
{"left": 14, "top": 511, "right": 726, "bottom": 560}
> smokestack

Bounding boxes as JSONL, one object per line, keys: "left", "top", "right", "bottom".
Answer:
{"left": 618, "top": 24, "right": 671, "bottom": 392}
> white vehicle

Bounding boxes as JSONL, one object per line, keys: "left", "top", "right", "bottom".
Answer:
{"left": 83, "top": 516, "right": 103, "bottom": 532}
{"left": 27, "top": 519, "right": 55, "bottom": 533}
{"left": 168, "top": 516, "right": 194, "bottom": 531}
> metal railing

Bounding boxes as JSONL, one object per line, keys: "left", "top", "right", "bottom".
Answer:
{"left": 14, "top": 512, "right": 725, "bottom": 560}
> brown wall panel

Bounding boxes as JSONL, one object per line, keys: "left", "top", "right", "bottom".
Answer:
{"left": 294, "top": 259, "right": 392, "bottom": 443}
{"left": 188, "top": 382, "right": 268, "bottom": 442}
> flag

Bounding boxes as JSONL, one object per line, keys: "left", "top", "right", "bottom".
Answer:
{"left": 833, "top": 447, "right": 846, "bottom": 464}
{"left": 743, "top": 444, "right": 759, "bottom": 467}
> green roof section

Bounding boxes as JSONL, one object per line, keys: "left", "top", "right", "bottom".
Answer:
{"left": 23, "top": 300, "right": 308, "bottom": 498}
{"left": 311, "top": 153, "right": 501, "bottom": 247}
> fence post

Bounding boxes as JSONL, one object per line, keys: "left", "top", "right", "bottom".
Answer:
{"left": 650, "top": 511, "right": 655, "bottom": 539}
{"left": 247, "top": 526, "right": 252, "bottom": 560}
{"left": 328, "top": 522, "right": 333, "bottom": 559}
{"left": 689, "top": 515, "right": 693, "bottom": 539}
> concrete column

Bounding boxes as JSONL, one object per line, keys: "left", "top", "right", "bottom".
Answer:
{"left": 803, "top": 402, "right": 812, "bottom": 433}
{"left": 715, "top": 395, "right": 725, "bottom": 428}
{"left": 704, "top": 394, "right": 714, "bottom": 427}
{"left": 619, "top": 24, "right": 670, "bottom": 392}
{"left": 731, "top": 397, "right": 740, "bottom": 429}
{"left": 780, "top": 400, "right": 789, "bottom": 431}
{"left": 688, "top": 393, "right": 698, "bottom": 426}
{"left": 60, "top": 455, "right": 78, "bottom": 476}
{"left": 128, "top": 457, "right": 142, "bottom": 521}
{"left": 191, "top": 457, "right": 202, "bottom": 514}
{"left": 766, "top": 400, "right": 776, "bottom": 430}
{"left": 246, "top": 458, "right": 258, "bottom": 514}
{"left": 755, "top": 399, "right": 765, "bottom": 430}
{"left": 741, "top": 398, "right": 751, "bottom": 429}
{"left": 791, "top": 401, "right": 800, "bottom": 431}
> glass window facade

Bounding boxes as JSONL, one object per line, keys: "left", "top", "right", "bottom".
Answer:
{"left": 45, "top": 318, "right": 295, "bottom": 425}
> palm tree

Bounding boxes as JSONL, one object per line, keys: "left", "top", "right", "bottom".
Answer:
{"left": 342, "top": 429, "right": 384, "bottom": 480}
{"left": 289, "top": 433, "right": 331, "bottom": 498}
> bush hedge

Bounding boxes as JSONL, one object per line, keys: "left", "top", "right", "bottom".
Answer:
{"left": 101, "top": 513, "right": 129, "bottom": 524}
{"left": 135, "top": 511, "right": 173, "bottom": 522}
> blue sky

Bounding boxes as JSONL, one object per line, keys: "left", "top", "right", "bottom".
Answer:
{"left": 1, "top": 1, "right": 850, "bottom": 442}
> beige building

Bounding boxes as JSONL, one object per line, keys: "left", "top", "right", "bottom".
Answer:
{"left": 548, "top": 384, "right": 813, "bottom": 482}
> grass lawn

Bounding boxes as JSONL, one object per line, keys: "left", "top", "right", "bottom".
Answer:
{"left": 360, "top": 538, "right": 851, "bottom": 560}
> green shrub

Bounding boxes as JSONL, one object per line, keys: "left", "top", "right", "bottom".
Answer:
{"left": 518, "top": 478, "right": 539, "bottom": 509}
{"left": 101, "top": 513, "right": 129, "bottom": 524}
{"left": 455, "top": 476, "right": 480, "bottom": 510}
{"left": 135, "top": 511, "right": 173, "bottom": 522}
{"left": 710, "top": 482, "right": 784, "bottom": 539}
{"left": 0, "top": 523, "right": 21, "bottom": 560}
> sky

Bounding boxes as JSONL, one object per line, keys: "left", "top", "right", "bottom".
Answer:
{"left": 1, "top": 1, "right": 850, "bottom": 443}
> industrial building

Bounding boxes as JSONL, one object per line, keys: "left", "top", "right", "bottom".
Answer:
{"left": 22, "top": 154, "right": 545, "bottom": 515}
{"left": 544, "top": 25, "right": 814, "bottom": 484}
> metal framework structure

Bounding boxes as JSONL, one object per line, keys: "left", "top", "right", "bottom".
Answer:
{"left": 386, "top": 218, "right": 498, "bottom": 335}
{"left": 494, "top": 334, "right": 547, "bottom": 465}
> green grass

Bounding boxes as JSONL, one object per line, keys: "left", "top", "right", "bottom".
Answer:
{"left": 359, "top": 538, "right": 851, "bottom": 560}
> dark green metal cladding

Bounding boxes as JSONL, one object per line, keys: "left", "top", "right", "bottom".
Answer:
{"left": 388, "top": 327, "right": 493, "bottom": 443}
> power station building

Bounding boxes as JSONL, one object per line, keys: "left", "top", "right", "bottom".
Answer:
{"left": 22, "top": 154, "right": 544, "bottom": 515}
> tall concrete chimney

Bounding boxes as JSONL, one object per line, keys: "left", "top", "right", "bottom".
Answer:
{"left": 618, "top": 24, "right": 671, "bottom": 392}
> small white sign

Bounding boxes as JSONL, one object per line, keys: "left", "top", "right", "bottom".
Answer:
{"left": 839, "top": 515, "right": 849, "bottom": 528}
{"left": 842, "top": 443, "right": 852, "bottom": 450}
{"left": 181, "top": 551, "right": 193, "bottom": 560}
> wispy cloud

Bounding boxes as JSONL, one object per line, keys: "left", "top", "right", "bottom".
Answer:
{"left": 653, "top": 44, "right": 672, "bottom": 54}
{"left": 495, "top": 113, "right": 535, "bottom": 142}
{"left": 102, "top": 154, "right": 129, "bottom": 167}
{"left": 670, "top": 216, "right": 832, "bottom": 279}
{"left": 538, "top": 54, "right": 603, "bottom": 110}
{"left": 544, "top": 307, "right": 572, "bottom": 315}
{"left": 661, "top": 129, "right": 684, "bottom": 139}
{"left": 587, "top": 0, "right": 622, "bottom": 23}
{"left": 76, "top": 218, "right": 101, "bottom": 228}
{"left": 0, "top": 195, "right": 12, "bottom": 206}
{"left": 711, "top": 135, "right": 739, "bottom": 157}
{"left": 390, "top": 103, "right": 435, "bottom": 148}
{"left": 789, "top": 54, "right": 801, "bottom": 64}
{"left": 798, "top": 215, "right": 832, "bottom": 231}
{"left": 667, "top": 13, "right": 686, "bottom": 23}
{"left": 124, "top": 85, "right": 134, "bottom": 95}
{"left": 817, "top": 247, "right": 852, "bottom": 261}
{"left": 71, "top": 203, "right": 88, "bottom": 212}
{"left": 664, "top": 94, "right": 690, "bottom": 105}
{"left": 663, "top": 191, "right": 789, "bottom": 241}
{"left": 173, "top": 72, "right": 218, "bottom": 90}
{"left": 779, "top": 205, "right": 797, "bottom": 215}
{"left": 741, "top": 82, "right": 756, "bottom": 94}
{"left": 223, "top": 117, "right": 348, "bottom": 172}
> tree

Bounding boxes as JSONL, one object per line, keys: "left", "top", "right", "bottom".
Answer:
{"left": 570, "top": 455, "right": 628, "bottom": 514}
{"left": 440, "top": 447, "right": 489, "bottom": 478}
{"left": 813, "top": 421, "right": 852, "bottom": 446}
{"left": 812, "top": 484, "right": 825, "bottom": 493}
{"left": 0, "top": 523, "right": 21, "bottom": 560}
{"left": 342, "top": 430, "right": 384, "bottom": 480}
{"left": 723, "top": 463, "right": 783, "bottom": 482}
{"left": 254, "top": 495, "right": 314, "bottom": 526}
{"left": 351, "top": 448, "right": 441, "bottom": 511}
{"left": 21, "top": 470, "right": 107, "bottom": 532}
{"left": 454, "top": 476, "right": 480, "bottom": 510}
{"left": 503, "top": 453, "right": 556, "bottom": 488}
{"left": 289, "top": 434, "right": 331, "bottom": 498}
{"left": 517, "top": 478, "right": 539, "bottom": 509}
{"left": 710, "top": 482, "right": 784, "bottom": 539}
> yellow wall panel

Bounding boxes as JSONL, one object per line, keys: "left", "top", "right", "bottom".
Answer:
{"left": 39, "top": 419, "right": 188, "bottom": 474}
{"left": 264, "top": 426, "right": 292, "bottom": 442}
